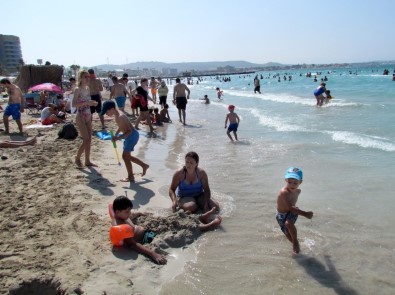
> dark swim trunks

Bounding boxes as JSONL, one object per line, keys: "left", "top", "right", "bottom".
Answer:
{"left": 176, "top": 97, "right": 187, "bottom": 110}
{"left": 276, "top": 211, "right": 298, "bottom": 235}
{"left": 227, "top": 123, "right": 238, "bottom": 132}
{"left": 90, "top": 94, "right": 102, "bottom": 113}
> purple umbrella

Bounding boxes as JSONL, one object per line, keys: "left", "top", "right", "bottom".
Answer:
{"left": 28, "top": 83, "right": 63, "bottom": 93}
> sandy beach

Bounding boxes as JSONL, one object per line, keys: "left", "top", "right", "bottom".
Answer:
{"left": 0, "top": 93, "right": 209, "bottom": 294}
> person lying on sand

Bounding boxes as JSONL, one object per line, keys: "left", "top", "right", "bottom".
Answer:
{"left": 0, "top": 136, "right": 36, "bottom": 148}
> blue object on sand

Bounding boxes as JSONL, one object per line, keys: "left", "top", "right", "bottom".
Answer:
{"left": 96, "top": 131, "right": 112, "bottom": 140}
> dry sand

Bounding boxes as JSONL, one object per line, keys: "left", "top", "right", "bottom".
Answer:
{"left": 0, "top": 94, "right": 209, "bottom": 294}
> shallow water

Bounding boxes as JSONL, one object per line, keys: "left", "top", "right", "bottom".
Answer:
{"left": 158, "top": 65, "right": 395, "bottom": 295}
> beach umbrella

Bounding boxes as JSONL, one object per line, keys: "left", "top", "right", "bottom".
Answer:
{"left": 28, "top": 83, "right": 63, "bottom": 93}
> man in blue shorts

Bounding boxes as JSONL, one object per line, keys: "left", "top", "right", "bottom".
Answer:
{"left": 1, "top": 79, "right": 24, "bottom": 134}
{"left": 110, "top": 76, "right": 129, "bottom": 113}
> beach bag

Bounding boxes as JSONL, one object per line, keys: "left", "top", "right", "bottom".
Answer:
{"left": 136, "top": 94, "right": 147, "bottom": 108}
{"left": 58, "top": 123, "right": 78, "bottom": 140}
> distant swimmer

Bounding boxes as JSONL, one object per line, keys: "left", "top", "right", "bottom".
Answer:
{"left": 201, "top": 95, "right": 210, "bottom": 104}
{"left": 313, "top": 82, "right": 326, "bottom": 106}
{"left": 253, "top": 75, "right": 261, "bottom": 94}
{"left": 216, "top": 87, "right": 223, "bottom": 99}
{"left": 324, "top": 90, "right": 333, "bottom": 104}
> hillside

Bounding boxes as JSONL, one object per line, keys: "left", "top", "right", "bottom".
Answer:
{"left": 94, "top": 61, "right": 285, "bottom": 72}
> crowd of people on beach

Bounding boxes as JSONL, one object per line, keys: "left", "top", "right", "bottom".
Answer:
{"left": 0, "top": 70, "right": 320, "bottom": 266}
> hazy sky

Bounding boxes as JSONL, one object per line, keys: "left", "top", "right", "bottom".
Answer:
{"left": 2, "top": 0, "right": 394, "bottom": 67}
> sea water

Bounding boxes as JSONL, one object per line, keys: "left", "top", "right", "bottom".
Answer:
{"left": 158, "top": 65, "right": 395, "bottom": 295}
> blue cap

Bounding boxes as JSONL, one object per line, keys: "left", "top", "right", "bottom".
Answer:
{"left": 100, "top": 100, "right": 116, "bottom": 116}
{"left": 284, "top": 167, "right": 303, "bottom": 181}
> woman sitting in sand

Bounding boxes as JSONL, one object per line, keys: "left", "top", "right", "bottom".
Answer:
{"left": 72, "top": 70, "right": 98, "bottom": 168}
{"left": 169, "top": 151, "right": 220, "bottom": 214}
{"left": 40, "top": 103, "right": 65, "bottom": 125}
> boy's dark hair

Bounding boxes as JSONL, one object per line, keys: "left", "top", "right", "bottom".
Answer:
{"left": 164, "top": 104, "right": 169, "bottom": 109}
{"left": 69, "top": 77, "right": 76, "bottom": 82}
{"left": 88, "top": 69, "right": 94, "bottom": 74}
{"left": 113, "top": 196, "right": 133, "bottom": 211}
{"left": 100, "top": 100, "right": 116, "bottom": 116}
{"left": 185, "top": 151, "right": 199, "bottom": 164}
{"left": 140, "top": 78, "right": 148, "bottom": 83}
{"left": 0, "top": 78, "right": 11, "bottom": 84}
{"left": 176, "top": 78, "right": 181, "bottom": 83}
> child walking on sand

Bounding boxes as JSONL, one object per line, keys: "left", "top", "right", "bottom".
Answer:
{"left": 276, "top": 167, "right": 313, "bottom": 254}
{"left": 101, "top": 100, "right": 149, "bottom": 182}
{"left": 224, "top": 105, "right": 240, "bottom": 142}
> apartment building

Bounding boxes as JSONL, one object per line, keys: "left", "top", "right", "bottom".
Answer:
{"left": 0, "top": 34, "right": 23, "bottom": 73}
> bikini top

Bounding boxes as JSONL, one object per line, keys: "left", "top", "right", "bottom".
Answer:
{"left": 76, "top": 86, "right": 91, "bottom": 114}
{"left": 177, "top": 168, "right": 204, "bottom": 198}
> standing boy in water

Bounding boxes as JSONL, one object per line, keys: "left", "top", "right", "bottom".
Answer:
{"left": 276, "top": 167, "right": 313, "bottom": 254}
{"left": 224, "top": 104, "right": 240, "bottom": 142}
{"left": 101, "top": 100, "right": 149, "bottom": 182}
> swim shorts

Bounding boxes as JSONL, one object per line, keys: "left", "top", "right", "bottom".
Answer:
{"left": 115, "top": 96, "right": 126, "bottom": 108}
{"left": 4, "top": 103, "right": 21, "bottom": 120}
{"left": 123, "top": 128, "right": 139, "bottom": 152}
{"left": 228, "top": 123, "right": 238, "bottom": 132}
{"left": 90, "top": 94, "right": 102, "bottom": 113}
{"left": 176, "top": 97, "right": 187, "bottom": 110}
{"left": 276, "top": 211, "right": 298, "bottom": 235}
{"left": 151, "top": 88, "right": 157, "bottom": 95}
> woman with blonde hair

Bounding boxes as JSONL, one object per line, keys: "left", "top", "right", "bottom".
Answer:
{"left": 72, "top": 70, "right": 98, "bottom": 168}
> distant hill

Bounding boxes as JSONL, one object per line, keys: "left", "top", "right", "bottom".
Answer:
{"left": 94, "top": 61, "right": 286, "bottom": 72}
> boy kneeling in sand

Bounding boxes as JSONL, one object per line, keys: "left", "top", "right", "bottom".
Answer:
{"left": 276, "top": 167, "right": 313, "bottom": 254}
{"left": 112, "top": 196, "right": 167, "bottom": 264}
{"left": 101, "top": 100, "right": 149, "bottom": 182}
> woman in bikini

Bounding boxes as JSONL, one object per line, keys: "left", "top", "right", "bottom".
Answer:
{"left": 72, "top": 70, "right": 98, "bottom": 168}
{"left": 169, "top": 151, "right": 220, "bottom": 214}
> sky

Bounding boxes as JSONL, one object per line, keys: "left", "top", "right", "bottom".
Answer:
{"left": 2, "top": 0, "right": 395, "bottom": 68}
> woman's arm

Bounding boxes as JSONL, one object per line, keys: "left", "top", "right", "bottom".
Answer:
{"left": 169, "top": 171, "right": 181, "bottom": 212}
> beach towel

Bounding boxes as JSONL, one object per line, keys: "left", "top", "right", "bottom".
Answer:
{"left": 25, "top": 122, "right": 54, "bottom": 129}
